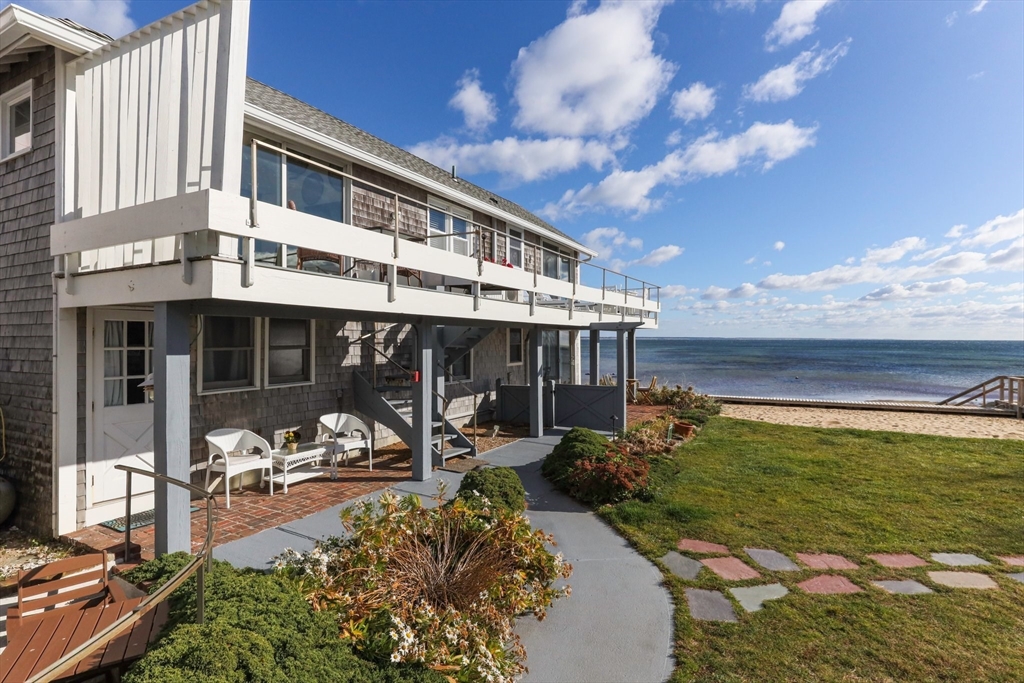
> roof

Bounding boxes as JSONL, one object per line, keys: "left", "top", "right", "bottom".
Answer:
{"left": 244, "top": 78, "right": 581, "bottom": 249}
{"left": 53, "top": 17, "right": 113, "bottom": 43}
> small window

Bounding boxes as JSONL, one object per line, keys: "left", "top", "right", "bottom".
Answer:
{"left": 507, "top": 328, "right": 523, "bottom": 366}
{"left": 266, "top": 318, "right": 314, "bottom": 386}
{"left": 449, "top": 350, "right": 472, "bottom": 382}
{"left": 201, "top": 316, "right": 257, "bottom": 392}
{"left": 102, "top": 319, "right": 153, "bottom": 406}
{"left": 508, "top": 229, "right": 523, "bottom": 268}
{"left": 1, "top": 81, "right": 32, "bottom": 161}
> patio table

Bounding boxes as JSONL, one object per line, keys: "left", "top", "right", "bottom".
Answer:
{"left": 264, "top": 443, "right": 333, "bottom": 493}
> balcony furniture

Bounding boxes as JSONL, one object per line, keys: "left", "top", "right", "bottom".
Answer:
{"left": 264, "top": 442, "right": 329, "bottom": 492}
{"left": 317, "top": 413, "right": 374, "bottom": 471}
{"left": 0, "top": 594, "right": 169, "bottom": 683}
{"left": 636, "top": 376, "right": 658, "bottom": 405}
{"left": 204, "top": 428, "right": 275, "bottom": 508}
{"left": 5, "top": 552, "right": 126, "bottom": 640}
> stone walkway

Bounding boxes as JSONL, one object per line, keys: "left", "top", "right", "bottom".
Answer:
{"left": 664, "top": 541, "right": 1023, "bottom": 622}
{"left": 215, "top": 430, "right": 674, "bottom": 683}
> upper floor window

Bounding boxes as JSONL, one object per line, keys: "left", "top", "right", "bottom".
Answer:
{"left": 1, "top": 81, "right": 32, "bottom": 161}
{"left": 427, "top": 197, "right": 471, "bottom": 256}
{"left": 508, "top": 228, "right": 523, "bottom": 268}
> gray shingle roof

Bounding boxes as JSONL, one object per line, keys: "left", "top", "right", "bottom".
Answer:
{"left": 244, "top": 78, "right": 579, "bottom": 247}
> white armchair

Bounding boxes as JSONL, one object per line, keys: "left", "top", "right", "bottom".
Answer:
{"left": 204, "top": 428, "right": 274, "bottom": 508}
{"left": 317, "top": 413, "right": 373, "bottom": 471}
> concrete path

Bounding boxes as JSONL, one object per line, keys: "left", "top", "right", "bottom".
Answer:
{"left": 214, "top": 430, "right": 674, "bottom": 683}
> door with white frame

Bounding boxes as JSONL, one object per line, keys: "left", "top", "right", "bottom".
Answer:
{"left": 86, "top": 309, "right": 156, "bottom": 525}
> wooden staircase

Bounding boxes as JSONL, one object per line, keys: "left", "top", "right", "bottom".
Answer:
{"left": 938, "top": 375, "right": 1024, "bottom": 418}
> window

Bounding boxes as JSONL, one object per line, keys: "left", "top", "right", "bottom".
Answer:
{"left": 1, "top": 80, "right": 32, "bottom": 161}
{"left": 240, "top": 140, "right": 284, "bottom": 265}
{"left": 508, "top": 228, "right": 523, "bottom": 268}
{"left": 201, "top": 316, "right": 257, "bottom": 392}
{"left": 448, "top": 350, "right": 472, "bottom": 382}
{"left": 266, "top": 318, "right": 314, "bottom": 386}
{"left": 103, "top": 320, "right": 153, "bottom": 406}
{"left": 507, "top": 328, "right": 523, "bottom": 366}
{"left": 427, "top": 198, "right": 471, "bottom": 255}
{"left": 287, "top": 156, "right": 344, "bottom": 222}
{"left": 541, "top": 330, "right": 572, "bottom": 384}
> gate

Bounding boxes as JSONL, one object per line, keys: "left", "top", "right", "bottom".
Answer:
{"left": 554, "top": 385, "right": 620, "bottom": 432}
{"left": 496, "top": 383, "right": 554, "bottom": 427}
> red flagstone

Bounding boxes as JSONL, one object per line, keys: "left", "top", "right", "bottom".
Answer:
{"left": 677, "top": 539, "right": 730, "bottom": 554}
{"left": 798, "top": 575, "right": 862, "bottom": 594}
{"left": 997, "top": 556, "right": 1024, "bottom": 567}
{"left": 796, "top": 552, "right": 859, "bottom": 570}
{"left": 867, "top": 553, "right": 928, "bottom": 568}
{"left": 700, "top": 556, "right": 761, "bottom": 580}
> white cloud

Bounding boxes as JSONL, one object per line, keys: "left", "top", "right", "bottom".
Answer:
{"left": 660, "top": 285, "right": 690, "bottom": 298}
{"left": 765, "top": 0, "right": 835, "bottom": 51}
{"left": 862, "top": 236, "right": 927, "bottom": 264}
{"left": 448, "top": 69, "right": 497, "bottom": 133}
{"left": 969, "top": 0, "right": 989, "bottom": 14}
{"left": 744, "top": 39, "right": 851, "bottom": 103}
{"left": 511, "top": 0, "right": 676, "bottom": 137}
{"left": 717, "top": 0, "right": 757, "bottom": 10}
{"left": 580, "top": 227, "right": 643, "bottom": 259}
{"left": 958, "top": 209, "right": 1023, "bottom": 248}
{"left": 634, "top": 245, "right": 684, "bottom": 267}
{"left": 670, "top": 82, "right": 717, "bottom": 123}
{"left": 859, "top": 277, "right": 985, "bottom": 302}
{"left": 774, "top": 241, "right": 786, "bottom": 251}
{"left": 408, "top": 136, "right": 615, "bottom": 183}
{"left": 763, "top": 260, "right": 772, "bottom": 266}
{"left": 541, "top": 120, "right": 817, "bottom": 217}
{"left": 945, "top": 224, "right": 966, "bottom": 238}
{"left": 702, "top": 282, "right": 759, "bottom": 300}
{"left": 21, "top": 0, "right": 134, "bottom": 37}
{"left": 744, "top": 256, "right": 757, "bottom": 265}
{"left": 988, "top": 282, "right": 1024, "bottom": 294}
{"left": 968, "top": 71, "right": 986, "bottom": 81}
{"left": 945, "top": 11, "right": 959, "bottom": 27}
{"left": 665, "top": 129, "right": 683, "bottom": 146}
{"left": 911, "top": 245, "right": 951, "bottom": 261}
{"left": 986, "top": 237, "right": 1024, "bottom": 267}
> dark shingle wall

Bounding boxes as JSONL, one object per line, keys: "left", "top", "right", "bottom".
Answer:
{"left": 0, "top": 48, "right": 57, "bottom": 535}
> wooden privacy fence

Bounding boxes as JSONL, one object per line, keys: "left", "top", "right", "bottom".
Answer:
{"left": 497, "top": 382, "right": 619, "bottom": 432}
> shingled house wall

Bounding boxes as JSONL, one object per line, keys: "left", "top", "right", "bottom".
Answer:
{"left": 0, "top": 47, "right": 57, "bottom": 535}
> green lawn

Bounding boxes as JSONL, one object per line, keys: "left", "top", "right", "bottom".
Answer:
{"left": 600, "top": 417, "right": 1024, "bottom": 682}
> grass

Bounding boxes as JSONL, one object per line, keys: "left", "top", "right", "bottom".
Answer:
{"left": 599, "top": 417, "right": 1024, "bottom": 682}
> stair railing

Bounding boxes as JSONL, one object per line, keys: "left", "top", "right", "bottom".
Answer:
{"left": 444, "top": 368, "right": 481, "bottom": 455}
{"left": 939, "top": 375, "right": 1024, "bottom": 417}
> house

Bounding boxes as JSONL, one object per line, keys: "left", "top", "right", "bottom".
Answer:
{"left": 0, "top": 0, "right": 659, "bottom": 553}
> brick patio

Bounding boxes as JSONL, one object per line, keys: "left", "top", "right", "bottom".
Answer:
{"left": 63, "top": 451, "right": 414, "bottom": 565}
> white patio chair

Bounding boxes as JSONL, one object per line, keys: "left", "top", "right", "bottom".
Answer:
{"left": 317, "top": 413, "right": 373, "bottom": 471}
{"left": 204, "top": 428, "right": 274, "bottom": 508}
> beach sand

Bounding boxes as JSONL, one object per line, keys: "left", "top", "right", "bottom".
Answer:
{"left": 720, "top": 404, "right": 1024, "bottom": 440}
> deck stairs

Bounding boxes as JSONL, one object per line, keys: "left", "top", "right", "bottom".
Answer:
{"left": 441, "top": 326, "right": 495, "bottom": 368}
{"left": 938, "top": 375, "right": 1024, "bottom": 417}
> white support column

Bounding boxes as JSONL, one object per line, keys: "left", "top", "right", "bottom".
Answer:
{"left": 153, "top": 302, "right": 191, "bottom": 555}
{"left": 615, "top": 330, "right": 628, "bottom": 434}
{"left": 54, "top": 308, "right": 78, "bottom": 536}
{"left": 589, "top": 331, "right": 600, "bottom": 386}
{"left": 529, "top": 327, "right": 543, "bottom": 438}
{"left": 411, "top": 324, "right": 434, "bottom": 481}
{"left": 627, "top": 328, "right": 637, "bottom": 383}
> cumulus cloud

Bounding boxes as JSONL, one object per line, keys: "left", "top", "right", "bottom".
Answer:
{"left": 22, "top": 0, "right": 134, "bottom": 37}
{"left": 774, "top": 241, "right": 786, "bottom": 251}
{"left": 542, "top": 120, "right": 817, "bottom": 217}
{"left": 660, "top": 285, "right": 690, "bottom": 298}
{"left": 744, "top": 40, "right": 851, "bottom": 103}
{"left": 665, "top": 129, "right": 683, "bottom": 146}
{"left": 946, "top": 224, "right": 966, "bottom": 238}
{"left": 911, "top": 245, "right": 951, "bottom": 261}
{"left": 511, "top": 0, "right": 676, "bottom": 137}
{"left": 702, "top": 283, "right": 760, "bottom": 300}
{"left": 633, "top": 245, "right": 684, "bottom": 267}
{"left": 765, "top": 0, "right": 835, "bottom": 51}
{"left": 580, "top": 227, "right": 643, "bottom": 259}
{"left": 945, "top": 12, "right": 959, "bottom": 27}
{"left": 969, "top": 0, "right": 989, "bottom": 14}
{"left": 862, "top": 236, "right": 927, "bottom": 264}
{"left": 859, "top": 277, "right": 985, "bottom": 302}
{"left": 448, "top": 69, "right": 497, "bottom": 133}
{"left": 744, "top": 256, "right": 758, "bottom": 265}
{"left": 408, "top": 136, "right": 615, "bottom": 183}
{"left": 958, "top": 209, "right": 1023, "bottom": 248}
{"left": 670, "top": 82, "right": 717, "bottom": 123}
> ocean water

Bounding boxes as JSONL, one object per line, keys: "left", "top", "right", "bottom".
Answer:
{"left": 582, "top": 338, "right": 1024, "bottom": 402}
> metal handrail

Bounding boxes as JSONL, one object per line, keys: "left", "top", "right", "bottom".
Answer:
{"left": 27, "top": 466, "right": 217, "bottom": 682}
{"left": 247, "top": 139, "right": 661, "bottom": 302}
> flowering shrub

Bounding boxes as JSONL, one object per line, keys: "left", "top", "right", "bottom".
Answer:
{"left": 616, "top": 416, "right": 676, "bottom": 457}
{"left": 541, "top": 427, "right": 609, "bottom": 487}
{"left": 566, "top": 446, "right": 653, "bottom": 506}
{"left": 274, "top": 488, "right": 571, "bottom": 683}
{"left": 646, "top": 385, "right": 721, "bottom": 414}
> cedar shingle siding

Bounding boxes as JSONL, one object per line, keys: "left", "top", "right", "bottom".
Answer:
{"left": 0, "top": 48, "right": 57, "bottom": 535}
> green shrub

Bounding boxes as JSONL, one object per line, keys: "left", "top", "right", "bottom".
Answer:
{"left": 565, "top": 446, "right": 652, "bottom": 506}
{"left": 122, "top": 553, "right": 443, "bottom": 683}
{"left": 647, "top": 386, "right": 721, "bottom": 414}
{"left": 541, "top": 427, "right": 608, "bottom": 486}
{"left": 672, "top": 409, "right": 712, "bottom": 427}
{"left": 617, "top": 416, "right": 675, "bottom": 457}
{"left": 456, "top": 467, "right": 526, "bottom": 513}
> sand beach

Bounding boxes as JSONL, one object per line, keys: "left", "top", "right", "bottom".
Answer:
{"left": 720, "top": 404, "right": 1024, "bottom": 440}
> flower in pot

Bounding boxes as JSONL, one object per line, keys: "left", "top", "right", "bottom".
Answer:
{"left": 283, "top": 430, "right": 301, "bottom": 453}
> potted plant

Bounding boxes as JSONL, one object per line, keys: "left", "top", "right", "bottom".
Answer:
{"left": 673, "top": 421, "right": 695, "bottom": 439}
{"left": 283, "top": 430, "right": 301, "bottom": 454}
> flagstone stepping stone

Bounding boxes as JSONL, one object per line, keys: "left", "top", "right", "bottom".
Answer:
{"left": 677, "top": 539, "right": 729, "bottom": 554}
{"left": 1006, "top": 573, "right": 1024, "bottom": 584}
{"left": 701, "top": 556, "right": 761, "bottom": 580}
{"left": 685, "top": 588, "right": 738, "bottom": 622}
{"left": 867, "top": 553, "right": 928, "bottom": 568}
{"left": 797, "top": 575, "right": 862, "bottom": 594}
{"left": 729, "top": 583, "right": 789, "bottom": 612}
{"left": 796, "top": 553, "right": 859, "bottom": 570}
{"left": 997, "top": 556, "right": 1024, "bottom": 567}
{"left": 871, "top": 580, "right": 934, "bottom": 595}
{"left": 927, "top": 571, "right": 998, "bottom": 589}
{"left": 931, "top": 553, "right": 990, "bottom": 567}
{"left": 745, "top": 548, "right": 800, "bottom": 571}
{"left": 661, "top": 551, "right": 703, "bottom": 580}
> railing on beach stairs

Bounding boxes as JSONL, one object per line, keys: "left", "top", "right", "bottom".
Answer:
{"left": 938, "top": 375, "right": 1024, "bottom": 417}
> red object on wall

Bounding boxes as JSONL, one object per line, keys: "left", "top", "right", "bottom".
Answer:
{"left": 412, "top": 371, "right": 420, "bottom": 383}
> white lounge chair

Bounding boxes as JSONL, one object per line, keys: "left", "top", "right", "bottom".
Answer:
{"left": 204, "top": 428, "right": 274, "bottom": 508}
{"left": 317, "top": 413, "right": 373, "bottom": 471}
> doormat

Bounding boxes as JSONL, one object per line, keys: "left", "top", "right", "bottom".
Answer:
{"left": 99, "top": 507, "right": 200, "bottom": 533}
{"left": 439, "top": 457, "right": 490, "bottom": 474}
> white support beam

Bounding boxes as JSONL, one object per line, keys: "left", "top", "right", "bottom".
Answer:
{"left": 53, "top": 308, "right": 78, "bottom": 536}
{"left": 615, "top": 330, "right": 628, "bottom": 434}
{"left": 529, "top": 327, "right": 543, "bottom": 438}
{"left": 153, "top": 301, "right": 191, "bottom": 555}
{"left": 411, "top": 324, "right": 434, "bottom": 482}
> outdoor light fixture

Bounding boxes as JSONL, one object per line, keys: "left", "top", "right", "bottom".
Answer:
{"left": 139, "top": 374, "right": 155, "bottom": 402}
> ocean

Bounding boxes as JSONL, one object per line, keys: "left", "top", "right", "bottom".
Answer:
{"left": 581, "top": 338, "right": 1024, "bottom": 402}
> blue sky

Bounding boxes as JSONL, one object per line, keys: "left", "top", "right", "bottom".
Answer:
{"left": 15, "top": 0, "right": 1024, "bottom": 339}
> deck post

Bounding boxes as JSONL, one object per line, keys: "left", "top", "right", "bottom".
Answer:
{"left": 153, "top": 301, "right": 191, "bottom": 555}
{"left": 529, "top": 326, "right": 543, "bottom": 438}
{"left": 411, "top": 324, "right": 434, "bottom": 481}
{"left": 589, "top": 331, "right": 600, "bottom": 385}
{"left": 627, "top": 328, "right": 636, "bottom": 383}
{"left": 615, "top": 329, "right": 628, "bottom": 432}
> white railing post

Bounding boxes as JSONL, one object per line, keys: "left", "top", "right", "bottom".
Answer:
{"left": 248, "top": 138, "right": 258, "bottom": 229}
{"left": 393, "top": 194, "right": 400, "bottom": 258}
